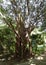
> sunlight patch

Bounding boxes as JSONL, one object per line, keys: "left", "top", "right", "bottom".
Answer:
{"left": 30, "top": 63, "right": 36, "bottom": 65}
{"left": 36, "top": 56, "right": 43, "bottom": 60}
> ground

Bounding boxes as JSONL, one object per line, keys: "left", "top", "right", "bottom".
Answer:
{"left": 0, "top": 52, "right": 46, "bottom": 65}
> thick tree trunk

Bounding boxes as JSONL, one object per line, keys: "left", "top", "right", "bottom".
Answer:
{"left": 15, "top": 37, "right": 21, "bottom": 59}
{"left": 15, "top": 35, "right": 33, "bottom": 60}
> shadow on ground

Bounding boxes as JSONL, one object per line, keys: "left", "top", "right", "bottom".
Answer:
{"left": 0, "top": 52, "right": 46, "bottom": 65}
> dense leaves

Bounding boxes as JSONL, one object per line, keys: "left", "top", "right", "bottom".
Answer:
{"left": 0, "top": 27, "right": 15, "bottom": 54}
{"left": 31, "top": 34, "right": 44, "bottom": 54}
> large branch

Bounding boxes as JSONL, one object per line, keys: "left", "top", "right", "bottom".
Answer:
{"left": 3, "top": 18, "right": 20, "bottom": 38}
{"left": 26, "top": 0, "right": 30, "bottom": 15}
{"left": 27, "top": 26, "right": 35, "bottom": 35}
{"left": 10, "top": 0, "right": 19, "bottom": 16}
{"left": 26, "top": 21, "right": 35, "bottom": 34}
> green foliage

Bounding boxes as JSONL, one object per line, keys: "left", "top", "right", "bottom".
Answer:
{"left": 0, "top": 0, "right": 3, "bottom": 3}
{"left": 31, "top": 34, "right": 44, "bottom": 54}
{"left": 0, "top": 27, "right": 16, "bottom": 54}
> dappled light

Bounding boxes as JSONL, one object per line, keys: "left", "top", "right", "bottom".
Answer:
{"left": 30, "top": 64, "right": 36, "bottom": 65}
{"left": 0, "top": 0, "right": 46, "bottom": 65}
{"left": 36, "top": 56, "right": 43, "bottom": 60}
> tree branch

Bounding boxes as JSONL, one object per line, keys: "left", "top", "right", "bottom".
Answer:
{"left": 26, "top": 0, "right": 30, "bottom": 15}
{"left": 3, "top": 18, "right": 20, "bottom": 38}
